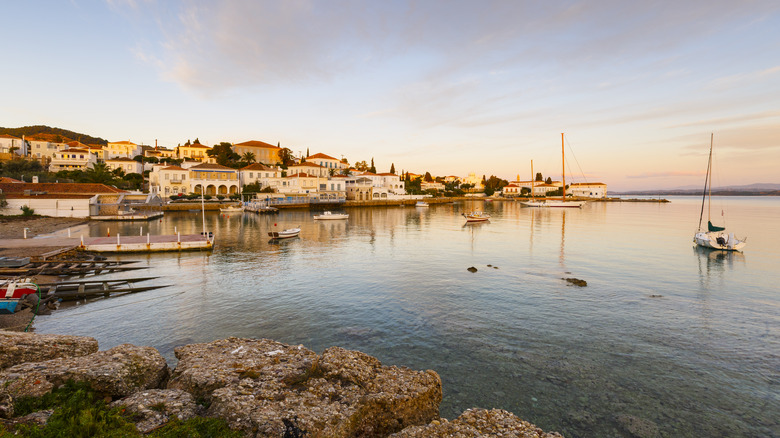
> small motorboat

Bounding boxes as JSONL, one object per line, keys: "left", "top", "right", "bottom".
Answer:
{"left": 313, "top": 211, "right": 349, "bottom": 220}
{"left": 268, "top": 227, "right": 301, "bottom": 239}
{"left": 1, "top": 278, "right": 39, "bottom": 314}
{"left": 415, "top": 201, "right": 430, "bottom": 207}
{"left": 463, "top": 211, "right": 491, "bottom": 223}
{"left": 220, "top": 206, "right": 244, "bottom": 213}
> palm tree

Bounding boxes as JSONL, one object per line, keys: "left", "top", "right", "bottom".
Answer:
{"left": 83, "top": 162, "right": 115, "bottom": 184}
{"left": 242, "top": 152, "right": 256, "bottom": 163}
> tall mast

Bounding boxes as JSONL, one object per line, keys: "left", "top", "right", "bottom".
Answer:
{"left": 561, "top": 133, "right": 566, "bottom": 200}
{"left": 697, "top": 134, "right": 713, "bottom": 231}
{"left": 708, "top": 133, "right": 713, "bottom": 222}
{"left": 530, "top": 160, "right": 534, "bottom": 199}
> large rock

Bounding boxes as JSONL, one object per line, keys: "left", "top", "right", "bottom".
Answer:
{"left": 168, "top": 337, "right": 442, "bottom": 437}
{"left": 0, "top": 331, "right": 98, "bottom": 370}
{"left": 0, "top": 344, "right": 168, "bottom": 404}
{"left": 111, "top": 389, "right": 201, "bottom": 434}
{"left": 390, "top": 408, "right": 564, "bottom": 437}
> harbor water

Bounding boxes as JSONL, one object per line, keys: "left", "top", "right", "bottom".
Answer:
{"left": 35, "top": 197, "right": 779, "bottom": 437}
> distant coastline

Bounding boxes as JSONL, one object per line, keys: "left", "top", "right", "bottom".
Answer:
{"left": 613, "top": 190, "right": 780, "bottom": 196}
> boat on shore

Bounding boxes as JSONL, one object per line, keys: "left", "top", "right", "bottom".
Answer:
{"left": 1, "top": 279, "right": 38, "bottom": 314}
{"left": 463, "top": 211, "right": 491, "bottom": 222}
{"left": 693, "top": 134, "right": 746, "bottom": 251}
{"left": 268, "top": 227, "right": 301, "bottom": 239}
{"left": 415, "top": 201, "right": 430, "bottom": 207}
{"left": 314, "top": 211, "right": 349, "bottom": 220}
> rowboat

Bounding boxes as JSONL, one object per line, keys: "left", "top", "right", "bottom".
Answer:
{"left": 219, "top": 206, "right": 244, "bottom": 213}
{"left": 313, "top": 211, "right": 349, "bottom": 220}
{"left": 1, "top": 279, "right": 39, "bottom": 314}
{"left": 463, "top": 211, "right": 491, "bottom": 222}
{"left": 268, "top": 228, "right": 301, "bottom": 239}
{"left": 415, "top": 201, "right": 429, "bottom": 207}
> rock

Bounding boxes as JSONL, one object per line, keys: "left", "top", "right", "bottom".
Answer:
{"left": 390, "top": 408, "right": 563, "bottom": 437}
{"left": 111, "top": 389, "right": 200, "bottom": 434}
{"left": 0, "top": 344, "right": 168, "bottom": 405}
{"left": 0, "top": 331, "right": 98, "bottom": 370}
{"left": 563, "top": 277, "right": 587, "bottom": 287}
{"left": 169, "top": 337, "right": 442, "bottom": 437}
{"left": 649, "top": 294, "right": 663, "bottom": 298}
{"left": 615, "top": 414, "right": 660, "bottom": 438}
{"left": 0, "top": 409, "right": 53, "bottom": 431}
{"left": 467, "top": 267, "right": 478, "bottom": 273}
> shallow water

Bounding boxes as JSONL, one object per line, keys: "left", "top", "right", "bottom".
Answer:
{"left": 35, "top": 197, "right": 779, "bottom": 437}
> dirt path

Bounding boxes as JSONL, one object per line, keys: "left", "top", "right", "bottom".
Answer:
{"left": 0, "top": 216, "right": 89, "bottom": 240}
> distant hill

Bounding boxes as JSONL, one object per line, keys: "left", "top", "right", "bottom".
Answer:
{"left": 615, "top": 183, "right": 780, "bottom": 196}
{"left": 0, "top": 125, "right": 108, "bottom": 145}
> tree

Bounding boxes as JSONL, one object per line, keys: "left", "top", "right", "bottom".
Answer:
{"left": 390, "top": 163, "right": 395, "bottom": 174}
{"left": 133, "top": 155, "right": 144, "bottom": 163}
{"left": 354, "top": 161, "right": 368, "bottom": 171}
{"left": 278, "top": 148, "right": 294, "bottom": 167}
{"left": 329, "top": 168, "right": 337, "bottom": 177}
{"left": 83, "top": 162, "right": 115, "bottom": 184}
{"left": 545, "top": 177, "right": 552, "bottom": 184}
{"left": 369, "top": 158, "right": 376, "bottom": 174}
{"left": 424, "top": 172, "right": 433, "bottom": 182}
{"left": 306, "top": 148, "right": 310, "bottom": 157}
{"left": 241, "top": 152, "right": 256, "bottom": 163}
{"left": 207, "top": 142, "right": 240, "bottom": 167}
{"left": 535, "top": 172, "right": 543, "bottom": 182}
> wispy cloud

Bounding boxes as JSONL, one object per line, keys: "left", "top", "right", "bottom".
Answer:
{"left": 707, "top": 65, "right": 780, "bottom": 90}
{"left": 627, "top": 171, "right": 705, "bottom": 179}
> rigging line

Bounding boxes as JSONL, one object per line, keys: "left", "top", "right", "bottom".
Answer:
{"left": 563, "top": 134, "right": 588, "bottom": 183}
{"left": 40, "top": 289, "right": 187, "bottom": 320}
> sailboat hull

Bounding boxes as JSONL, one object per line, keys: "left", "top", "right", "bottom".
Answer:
{"left": 519, "top": 200, "right": 585, "bottom": 208}
{"left": 694, "top": 231, "right": 746, "bottom": 251}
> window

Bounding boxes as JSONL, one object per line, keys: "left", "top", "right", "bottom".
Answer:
{"left": 249, "top": 172, "right": 253, "bottom": 178}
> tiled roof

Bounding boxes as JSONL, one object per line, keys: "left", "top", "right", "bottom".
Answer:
{"left": 60, "top": 148, "right": 91, "bottom": 153}
{"left": 106, "top": 157, "right": 138, "bottom": 162}
{"left": 306, "top": 153, "right": 338, "bottom": 160}
{"left": 0, "top": 134, "right": 21, "bottom": 140}
{"left": 0, "top": 177, "right": 23, "bottom": 183}
{"left": 109, "top": 141, "right": 137, "bottom": 145}
{"left": 0, "top": 182, "right": 126, "bottom": 195}
{"left": 287, "top": 173, "right": 315, "bottom": 178}
{"left": 190, "top": 163, "right": 236, "bottom": 171}
{"left": 234, "top": 140, "right": 280, "bottom": 149}
{"left": 162, "top": 166, "right": 187, "bottom": 171}
{"left": 292, "top": 162, "right": 324, "bottom": 168}
{"left": 240, "top": 163, "right": 274, "bottom": 171}
{"left": 377, "top": 173, "right": 398, "bottom": 176}
{"left": 180, "top": 143, "right": 210, "bottom": 149}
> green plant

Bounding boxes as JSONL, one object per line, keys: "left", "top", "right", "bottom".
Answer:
{"left": 20, "top": 205, "right": 35, "bottom": 216}
{"left": 216, "top": 195, "right": 225, "bottom": 200}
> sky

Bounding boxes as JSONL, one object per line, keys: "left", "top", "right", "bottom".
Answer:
{"left": 2, "top": 1, "right": 779, "bottom": 191}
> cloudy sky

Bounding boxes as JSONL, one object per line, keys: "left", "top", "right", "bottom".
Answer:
{"left": 3, "top": 1, "right": 779, "bottom": 190}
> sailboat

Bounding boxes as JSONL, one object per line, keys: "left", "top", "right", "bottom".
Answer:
{"left": 693, "top": 134, "right": 746, "bottom": 251}
{"left": 520, "top": 133, "right": 586, "bottom": 208}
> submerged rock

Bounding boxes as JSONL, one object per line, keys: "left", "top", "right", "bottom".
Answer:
{"left": 0, "top": 331, "right": 98, "bottom": 370}
{"left": 563, "top": 277, "right": 587, "bottom": 287}
{"left": 0, "top": 344, "right": 168, "bottom": 402}
{"left": 467, "top": 267, "right": 478, "bottom": 273}
{"left": 615, "top": 413, "right": 660, "bottom": 438}
{"left": 169, "top": 337, "right": 442, "bottom": 437}
{"left": 390, "top": 408, "right": 563, "bottom": 437}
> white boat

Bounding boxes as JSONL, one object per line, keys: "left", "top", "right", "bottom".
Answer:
{"left": 415, "top": 201, "right": 429, "bottom": 207}
{"left": 313, "top": 211, "right": 349, "bottom": 220}
{"left": 463, "top": 211, "right": 491, "bottom": 222}
{"left": 268, "top": 227, "right": 300, "bottom": 239}
{"left": 219, "top": 206, "right": 244, "bottom": 213}
{"left": 520, "top": 134, "right": 586, "bottom": 208}
{"left": 693, "top": 134, "right": 746, "bottom": 251}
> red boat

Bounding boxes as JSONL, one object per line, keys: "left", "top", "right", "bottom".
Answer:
{"left": 1, "top": 279, "right": 39, "bottom": 314}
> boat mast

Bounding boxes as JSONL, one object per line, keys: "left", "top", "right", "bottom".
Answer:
{"left": 697, "top": 133, "right": 713, "bottom": 231}
{"left": 708, "top": 133, "right": 713, "bottom": 223}
{"left": 530, "top": 160, "right": 534, "bottom": 200}
{"left": 561, "top": 133, "right": 566, "bottom": 201}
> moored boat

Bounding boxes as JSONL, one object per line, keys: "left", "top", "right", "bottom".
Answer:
{"left": 463, "top": 211, "right": 491, "bottom": 222}
{"left": 415, "top": 201, "right": 429, "bottom": 207}
{"left": 1, "top": 279, "right": 38, "bottom": 314}
{"left": 268, "top": 227, "right": 301, "bottom": 239}
{"left": 313, "top": 211, "right": 349, "bottom": 220}
{"left": 219, "top": 206, "right": 244, "bottom": 213}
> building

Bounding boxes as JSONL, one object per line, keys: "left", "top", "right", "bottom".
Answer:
{"left": 106, "top": 157, "right": 144, "bottom": 175}
{"left": 105, "top": 141, "right": 142, "bottom": 159}
{"left": 175, "top": 143, "right": 212, "bottom": 162}
{"left": 188, "top": 163, "right": 239, "bottom": 196}
{"left": 305, "top": 153, "right": 347, "bottom": 172}
{"left": 149, "top": 165, "right": 189, "bottom": 197}
{"left": 27, "top": 139, "right": 66, "bottom": 162}
{"left": 239, "top": 163, "right": 282, "bottom": 189}
{"left": 49, "top": 148, "right": 98, "bottom": 172}
{"left": 569, "top": 182, "right": 607, "bottom": 198}
{"left": 460, "top": 173, "right": 484, "bottom": 191}
{"left": 0, "top": 134, "right": 27, "bottom": 157}
{"left": 345, "top": 177, "right": 373, "bottom": 201}
{"left": 421, "top": 180, "right": 445, "bottom": 192}
{"left": 288, "top": 162, "right": 329, "bottom": 178}
{"left": 232, "top": 140, "right": 282, "bottom": 165}
{"left": 0, "top": 182, "right": 126, "bottom": 218}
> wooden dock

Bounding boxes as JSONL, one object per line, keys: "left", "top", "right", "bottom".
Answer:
{"left": 0, "top": 233, "right": 213, "bottom": 254}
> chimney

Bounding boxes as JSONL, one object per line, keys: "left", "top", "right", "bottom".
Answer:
{"left": 32, "top": 176, "right": 39, "bottom": 183}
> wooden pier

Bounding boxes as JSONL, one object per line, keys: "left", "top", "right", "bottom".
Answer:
{"left": 0, "top": 233, "right": 213, "bottom": 255}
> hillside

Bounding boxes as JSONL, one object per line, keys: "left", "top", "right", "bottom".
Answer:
{"left": 0, "top": 125, "right": 108, "bottom": 145}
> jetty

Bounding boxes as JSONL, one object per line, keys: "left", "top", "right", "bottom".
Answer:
{"left": 0, "top": 233, "right": 213, "bottom": 255}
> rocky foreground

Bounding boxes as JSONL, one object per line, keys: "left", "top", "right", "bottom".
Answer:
{"left": 0, "top": 331, "right": 562, "bottom": 437}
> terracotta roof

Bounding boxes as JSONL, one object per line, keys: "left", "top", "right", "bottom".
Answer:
{"left": 162, "top": 166, "right": 187, "bottom": 171}
{"left": 59, "top": 148, "right": 91, "bottom": 153}
{"left": 240, "top": 163, "right": 274, "bottom": 171}
{"left": 0, "top": 182, "right": 126, "bottom": 195}
{"left": 109, "top": 141, "right": 137, "bottom": 145}
{"left": 0, "top": 177, "right": 23, "bottom": 183}
{"left": 570, "top": 182, "right": 606, "bottom": 186}
{"left": 0, "top": 134, "right": 21, "bottom": 140}
{"left": 287, "top": 173, "right": 315, "bottom": 178}
{"left": 292, "top": 162, "right": 324, "bottom": 168}
{"left": 179, "top": 143, "right": 210, "bottom": 149}
{"left": 377, "top": 173, "right": 398, "bottom": 176}
{"left": 66, "top": 141, "right": 91, "bottom": 148}
{"left": 306, "top": 153, "right": 338, "bottom": 160}
{"left": 106, "top": 157, "right": 138, "bottom": 162}
{"left": 234, "top": 140, "right": 280, "bottom": 149}
{"left": 189, "top": 163, "right": 236, "bottom": 171}
{"left": 360, "top": 172, "right": 377, "bottom": 176}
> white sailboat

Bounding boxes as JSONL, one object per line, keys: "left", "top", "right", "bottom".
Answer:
{"left": 693, "top": 134, "right": 746, "bottom": 251}
{"left": 520, "top": 133, "right": 586, "bottom": 208}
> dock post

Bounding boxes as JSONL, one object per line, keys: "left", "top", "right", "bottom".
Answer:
{"left": 140, "top": 227, "right": 143, "bottom": 236}
{"left": 68, "top": 228, "right": 71, "bottom": 237}
{"left": 147, "top": 233, "right": 150, "bottom": 244}
{"left": 23, "top": 228, "right": 28, "bottom": 239}
{"left": 175, "top": 226, "right": 178, "bottom": 234}
{"left": 80, "top": 235, "right": 84, "bottom": 247}
{"left": 177, "top": 231, "right": 181, "bottom": 243}
{"left": 117, "top": 234, "right": 120, "bottom": 245}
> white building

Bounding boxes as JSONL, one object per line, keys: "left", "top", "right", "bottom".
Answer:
{"left": 49, "top": 148, "right": 98, "bottom": 172}
{"left": 305, "top": 153, "right": 348, "bottom": 172}
{"left": 106, "top": 157, "right": 144, "bottom": 175}
{"left": 239, "top": 163, "right": 282, "bottom": 188}
{"left": 27, "top": 139, "right": 66, "bottom": 161}
{"left": 149, "top": 165, "right": 189, "bottom": 197}
{"left": 288, "top": 162, "right": 329, "bottom": 178}
{"left": 189, "top": 163, "right": 239, "bottom": 196}
{"left": 0, "top": 134, "right": 27, "bottom": 156}
{"left": 105, "top": 141, "right": 142, "bottom": 159}
{"left": 569, "top": 182, "right": 607, "bottom": 198}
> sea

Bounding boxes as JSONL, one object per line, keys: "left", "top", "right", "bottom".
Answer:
{"left": 34, "top": 196, "right": 779, "bottom": 437}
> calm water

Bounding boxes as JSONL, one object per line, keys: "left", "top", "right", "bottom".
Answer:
{"left": 35, "top": 197, "right": 779, "bottom": 437}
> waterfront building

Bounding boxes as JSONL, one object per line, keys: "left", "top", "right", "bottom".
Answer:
{"left": 239, "top": 163, "right": 282, "bottom": 189}
{"left": 232, "top": 140, "right": 282, "bottom": 165}
{"left": 569, "top": 182, "right": 608, "bottom": 198}
{"left": 189, "top": 162, "right": 239, "bottom": 196}
{"left": 175, "top": 143, "right": 212, "bottom": 163}
{"left": 106, "top": 157, "right": 143, "bottom": 175}
{"left": 280, "top": 172, "right": 321, "bottom": 195}
{"left": 460, "top": 172, "right": 485, "bottom": 191}
{"left": 421, "top": 180, "right": 445, "bottom": 192}
{"left": 345, "top": 176, "right": 373, "bottom": 201}
{"left": 149, "top": 165, "right": 189, "bottom": 197}
{"left": 49, "top": 148, "right": 98, "bottom": 172}
{"left": 305, "top": 153, "right": 348, "bottom": 172}
{"left": 289, "top": 162, "right": 329, "bottom": 178}
{"left": 105, "top": 141, "right": 142, "bottom": 159}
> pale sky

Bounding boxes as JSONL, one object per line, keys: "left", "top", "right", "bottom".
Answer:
{"left": 2, "top": 1, "right": 779, "bottom": 190}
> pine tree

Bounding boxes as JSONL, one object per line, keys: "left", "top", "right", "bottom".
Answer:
{"left": 369, "top": 158, "right": 376, "bottom": 174}
{"left": 390, "top": 163, "right": 395, "bottom": 174}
